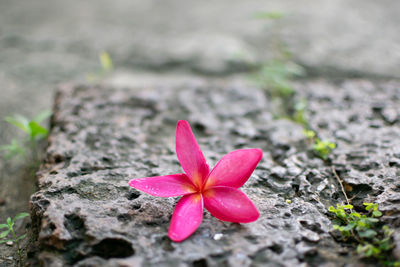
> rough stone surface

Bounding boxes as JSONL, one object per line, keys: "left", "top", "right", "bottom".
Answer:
{"left": 1, "top": 0, "right": 400, "bottom": 248}
{"left": 29, "top": 79, "right": 400, "bottom": 266}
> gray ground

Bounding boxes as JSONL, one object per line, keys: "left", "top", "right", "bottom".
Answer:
{"left": 0, "top": 0, "right": 399, "bottom": 266}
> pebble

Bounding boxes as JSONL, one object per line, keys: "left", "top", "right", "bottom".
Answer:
{"left": 213, "top": 233, "right": 223, "bottom": 240}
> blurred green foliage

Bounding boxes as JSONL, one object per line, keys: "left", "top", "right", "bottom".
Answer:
{"left": 87, "top": 51, "right": 114, "bottom": 82}
{"left": 1, "top": 110, "right": 51, "bottom": 160}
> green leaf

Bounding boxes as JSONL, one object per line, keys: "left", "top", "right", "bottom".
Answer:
{"left": 379, "top": 240, "right": 392, "bottom": 251}
{"left": 337, "top": 209, "right": 347, "bottom": 219}
{"left": 33, "top": 110, "right": 52, "bottom": 123}
{"left": 363, "top": 203, "right": 373, "bottom": 211}
{"left": 99, "top": 51, "right": 113, "bottom": 72}
{"left": 254, "top": 11, "right": 284, "bottom": 20}
{"left": 17, "top": 233, "right": 26, "bottom": 241}
{"left": 350, "top": 212, "right": 361, "bottom": 218}
{"left": 313, "top": 139, "right": 336, "bottom": 160}
{"left": 0, "top": 239, "right": 12, "bottom": 244}
{"left": 333, "top": 225, "right": 340, "bottom": 230}
{"left": 358, "top": 229, "right": 377, "bottom": 238}
{"left": 371, "top": 246, "right": 380, "bottom": 256}
{"left": 328, "top": 206, "right": 336, "bottom": 212}
{"left": 4, "top": 115, "right": 30, "bottom": 133}
{"left": 372, "top": 210, "right": 382, "bottom": 217}
{"left": 28, "top": 121, "right": 48, "bottom": 139}
{"left": 366, "top": 218, "right": 379, "bottom": 223}
{"left": 342, "top": 223, "right": 355, "bottom": 231}
{"left": 0, "top": 230, "right": 10, "bottom": 238}
{"left": 0, "top": 224, "right": 8, "bottom": 229}
{"left": 328, "top": 143, "right": 336, "bottom": 149}
{"left": 0, "top": 139, "right": 26, "bottom": 159}
{"left": 6, "top": 217, "right": 11, "bottom": 226}
{"left": 332, "top": 219, "right": 342, "bottom": 225}
{"left": 343, "top": 204, "right": 353, "bottom": 209}
{"left": 365, "top": 247, "right": 373, "bottom": 257}
{"left": 13, "top": 212, "right": 29, "bottom": 223}
{"left": 303, "top": 130, "right": 315, "bottom": 139}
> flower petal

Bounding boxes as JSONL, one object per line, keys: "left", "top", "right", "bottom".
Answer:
{"left": 129, "top": 174, "right": 196, "bottom": 197}
{"left": 168, "top": 193, "right": 203, "bottom": 242}
{"left": 205, "top": 149, "right": 262, "bottom": 189}
{"left": 203, "top": 187, "right": 259, "bottom": 223}
{"left": 176, "top": 120, "right": 209, "bottom": 188}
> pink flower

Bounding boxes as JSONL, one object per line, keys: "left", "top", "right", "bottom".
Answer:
{"left": 129, "top": 120, "right": 262, "bottom": 242}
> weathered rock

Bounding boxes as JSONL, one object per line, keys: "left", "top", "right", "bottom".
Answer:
{"left": 29, "top": 80, "right": 400, "bottom": 266}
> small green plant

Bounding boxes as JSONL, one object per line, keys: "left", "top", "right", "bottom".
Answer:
{"left": 253, "top": 12, "right": 305, "bottom": 99}
{"left": 99, "top": 51, "right": 113, "bottom": 72}
{"left": 329, "top": 203, "right": 399, "bottom": 266}
{"left": 86, "top": 51, "right": 114, "bottom": 82}
{"left": 0, "top": 212, "right": 29, "bottom": 266}
{"left": 0, "top": 139, "right": 25, "bottom": 159}
{"left": 313, "top": 139, "right": 336, "bottom": 160}
{"left": 1, "top": 110, "right": 51, "bottom": 161}
{"left": 254, "top": 60, "right": 305, "bottom": 98}
{"left": 252, "top": 10, "right": 306, "bottom": 125}
{"left": 303, "top": 129, "right": 336, "bottom": 160}
{"left": 292, "top": 99, "right": 308, "bottom": 126}
{"left": 5, "top": 111, "right": 50, "bottom": 141}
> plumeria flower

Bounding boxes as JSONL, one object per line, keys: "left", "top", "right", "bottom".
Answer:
{"left": 129, "top": 120, "right": 262, "bottom": 242}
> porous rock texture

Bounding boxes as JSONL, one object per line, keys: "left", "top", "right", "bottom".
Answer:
{"left": 29, "top": 80, "right": 400, "bottom": 266}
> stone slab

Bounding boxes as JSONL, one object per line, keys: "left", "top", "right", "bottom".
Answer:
{"left": 29, "top": 79, "right": 400, "bottom": 266}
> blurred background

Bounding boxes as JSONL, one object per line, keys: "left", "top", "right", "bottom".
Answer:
{"left": 0, "top": 0, "right": 399, "bottom": 259}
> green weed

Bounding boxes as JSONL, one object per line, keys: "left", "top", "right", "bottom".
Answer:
{"left": 86, "top": 51, "right": 114, "bottom": 82}
{"left": 313, "top": 139, "right": 336, "bottom": 160}
{"left": 5, "top": 110, "right": 50, "bottom": 141}
{"left": 1, "top": 110, "right": 51, "bottom": 161}
{"left": 0, "top": 213, "right": 29, "bottom": 266}
{"left": 329, "top": 204, "right": 399, "bottom": 266}
{"left": 303, "top": 129, "right": 336, "bottom": 160}
{"left": 253, "top": 11, "right": 305, "bottom": 99}
{"left": 254, "top": 60, "right": 305, "bottom": 98}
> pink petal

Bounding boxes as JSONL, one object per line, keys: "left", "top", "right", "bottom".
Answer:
{"left": 176, "top": 120, "right": 209, "bottom": 188}
{"left": 203, "top": 187, "right": 259, "bottom": 223}
{"left": 168, "top": 193, "right": 203, "bottom": 242}
{"left": 129, "top": 174, "right": 196, "bottom": 197}
{"left": 205, "top": 149, "right": 262, "bottom": 189}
